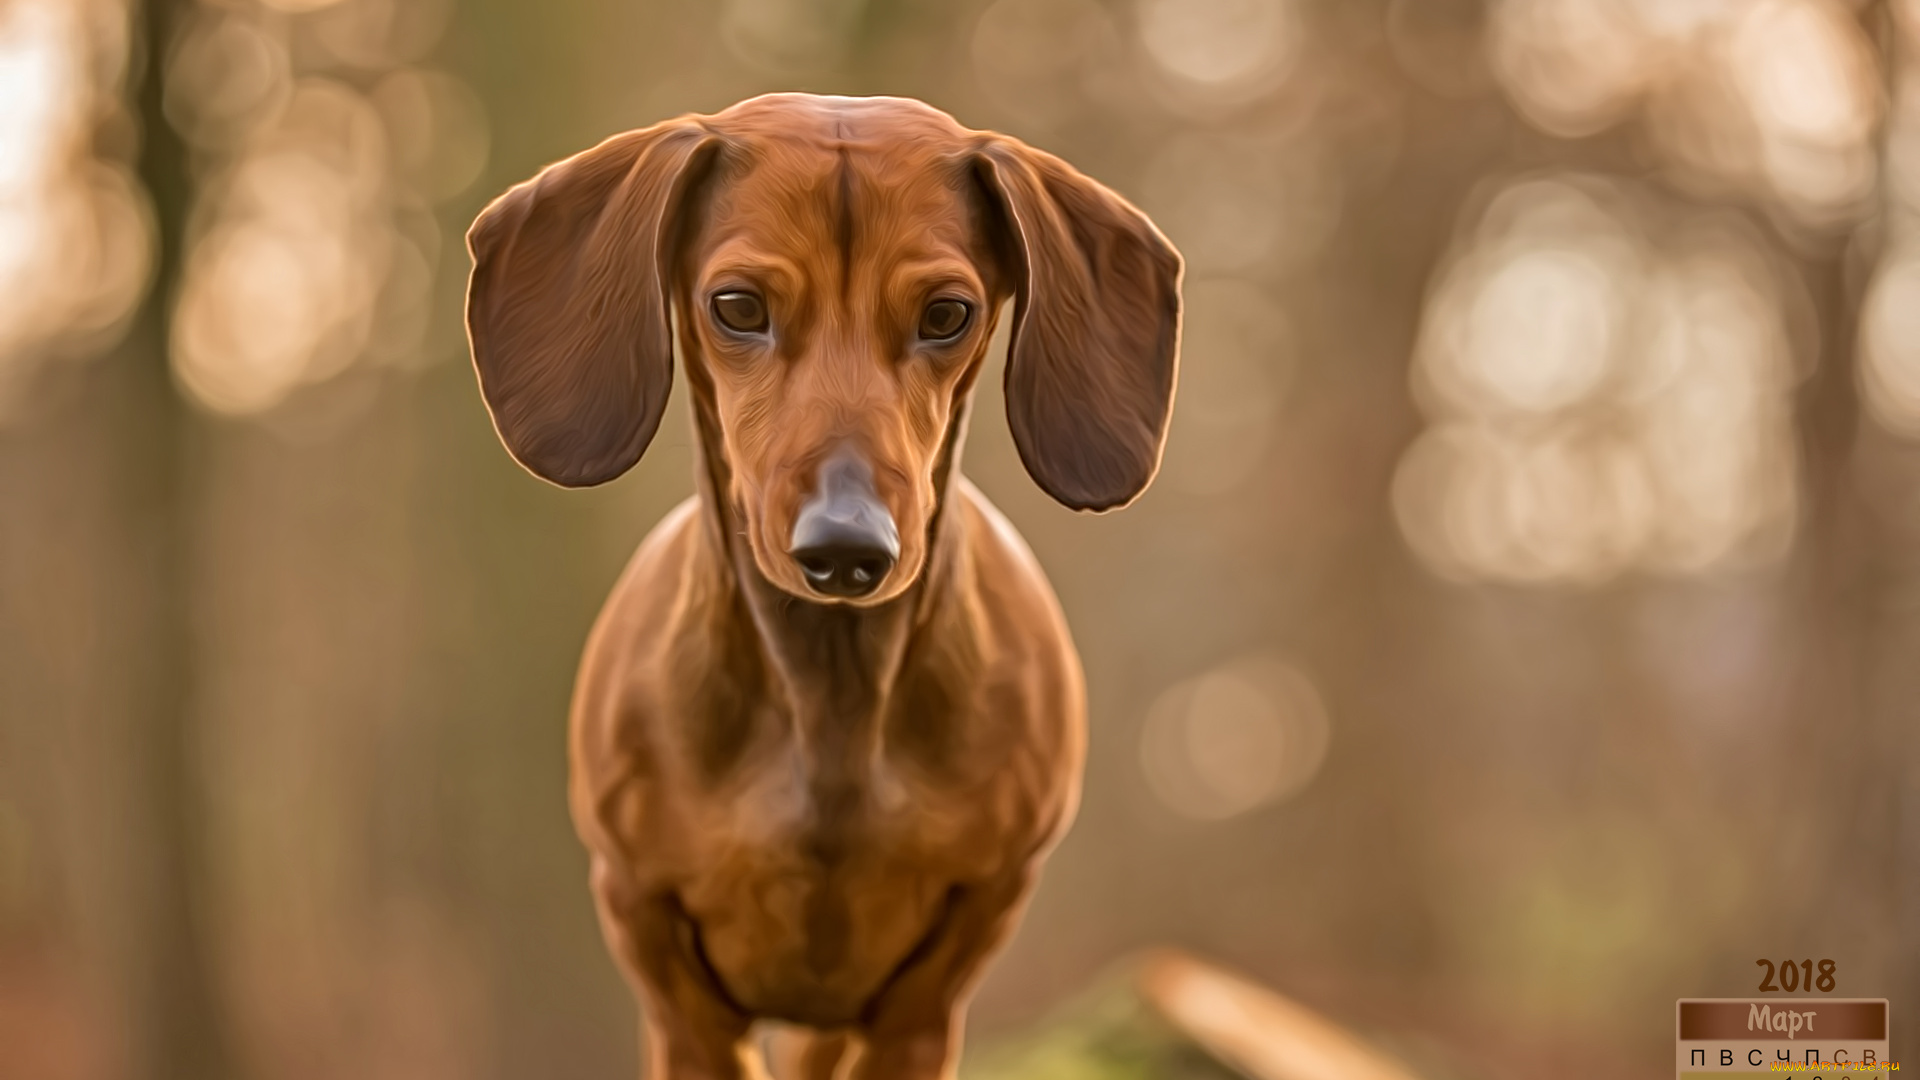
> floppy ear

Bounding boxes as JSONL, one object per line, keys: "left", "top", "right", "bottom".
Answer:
{"left": 974, "top": 139, "right": 1182, "bottom": 512}
{"left": 465, "top": 121, "right": 721, "bottom": 487}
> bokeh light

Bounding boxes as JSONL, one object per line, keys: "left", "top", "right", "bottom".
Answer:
{"left": 1490, "top": 0, "right": 1881, "bottom": 227}
{"left": 1140, "top": 655, "right": 1330, "bottom": 821}
{"left": 1864, "top": 259, "right": 1920, "bottom": 437}
{"left": 174, "top": 78, "right": 395, "bottom": 414}
{"left": 1395, "top": 176, "right": 1800, "bottom": 584}
{"left": 167, "top": 0, "right": 483, "bottom": 418}
{"left": 1723, "top": 0, "right": 1880, "bottom": 219}
{"left": 1486, "top": 0, "right": 1665, "bottom": 136}
{"left": 1136, "top": 0, "right": 1300, "bottom": 106}
{"left": 1862, "top": 28, "right": 1920, "bottom": 441}
{"left": 0, "top": 0, "right": 149, "bottom": 422}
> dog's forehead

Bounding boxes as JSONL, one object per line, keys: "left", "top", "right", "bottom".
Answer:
{"left": 697, "top": 95, "right": 985, "bottom": 252}
{"left": 710, "top": 95, "right": 975, "bottom": 204}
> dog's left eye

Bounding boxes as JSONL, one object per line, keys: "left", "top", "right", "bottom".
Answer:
{"left": 918, "top": 299, "right": 971, "bottom": 341}
{"left": 712, "top": 291, "right": 768, "bottom": 334}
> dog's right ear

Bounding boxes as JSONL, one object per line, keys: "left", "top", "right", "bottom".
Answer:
{"left": 466, "top": 121, "right": 721, "bottom": 487}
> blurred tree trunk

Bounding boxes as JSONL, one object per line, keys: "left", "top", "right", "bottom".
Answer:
{"left": 1856, "top": 1, "right": 1920, "bottom": 1057}
{"left": 122, "top": 0, "right": 233, "bottom": 1076}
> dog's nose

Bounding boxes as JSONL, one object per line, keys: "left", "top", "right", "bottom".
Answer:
{"left": 789, "top": 452, "right": 899, "bottom": 599}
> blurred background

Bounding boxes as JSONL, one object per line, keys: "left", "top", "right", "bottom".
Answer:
{"left": 0, "top": 0, "right": 1915, "bottom": 1077}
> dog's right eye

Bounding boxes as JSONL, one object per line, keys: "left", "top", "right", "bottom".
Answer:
{"left": 711, "top": 291, "right": 768, "bottom": 334}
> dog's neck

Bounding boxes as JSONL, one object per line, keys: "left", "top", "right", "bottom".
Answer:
{"left": 681, "top": 371, "right": 972, "bottom": 748}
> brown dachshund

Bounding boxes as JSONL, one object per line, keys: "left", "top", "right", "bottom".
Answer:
{"left": 463, "top": 93, "right": 1181, "bottom": 1079}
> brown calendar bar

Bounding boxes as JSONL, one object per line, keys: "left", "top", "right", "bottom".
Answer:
{"left": 1678, "top": 1000, "right": 1888, "bottom": 1040}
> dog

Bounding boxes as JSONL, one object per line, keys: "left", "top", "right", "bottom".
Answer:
{"left": 464, "top": 93, "right": 1181, "bottom": 1079}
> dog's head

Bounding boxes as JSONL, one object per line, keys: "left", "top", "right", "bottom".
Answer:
{"left": 465, "top": 93, "right": 1181, "bottom": 605}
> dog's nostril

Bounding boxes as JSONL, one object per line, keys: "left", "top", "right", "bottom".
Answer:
{"left": 789, "top": 544, "right": 895, "bottom": 598}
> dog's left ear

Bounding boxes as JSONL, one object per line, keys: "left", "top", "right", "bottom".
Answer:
{"left": 974, "top": 139, "right": 1182, "bottom": 512}
{"left": 466, "top": 121, "right": 722, "bottom": 487}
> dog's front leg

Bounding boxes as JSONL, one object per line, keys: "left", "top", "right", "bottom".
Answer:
{"left": 851, "top": 874, "right": 1035, "bottom": 1080}
{"left": 591, "top": 862, "right": 756, "bottom": 1080}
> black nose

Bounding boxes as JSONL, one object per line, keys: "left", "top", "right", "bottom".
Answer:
{"left": 789, "top": 452, "right": 899, "bottom": 599}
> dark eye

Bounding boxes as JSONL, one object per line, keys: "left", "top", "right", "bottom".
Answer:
{"left": 711, "top": 291, "right": 768, "bottom": 334}
{"left": 918, "top": 299, "right": 971, "bottom": 341}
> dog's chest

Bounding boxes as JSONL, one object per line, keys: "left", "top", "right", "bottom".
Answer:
{"left": 671, "top": 726, "right": 1007, "bottom": 1022}
{"left": 710, "top": 711, "right": 1001, "bottom": 872}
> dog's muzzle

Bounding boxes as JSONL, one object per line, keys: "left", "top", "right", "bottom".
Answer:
{"left": 788, "top": 450, "right": 900, "bottom": 599}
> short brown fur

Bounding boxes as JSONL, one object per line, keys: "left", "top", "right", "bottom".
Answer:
{"left": 465, "top": 93, "right": 1181, "bottom": 1079}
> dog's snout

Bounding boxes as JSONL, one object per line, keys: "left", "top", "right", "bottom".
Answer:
{"left": 789, "top": 452, "right": 900, "bottom": 599}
